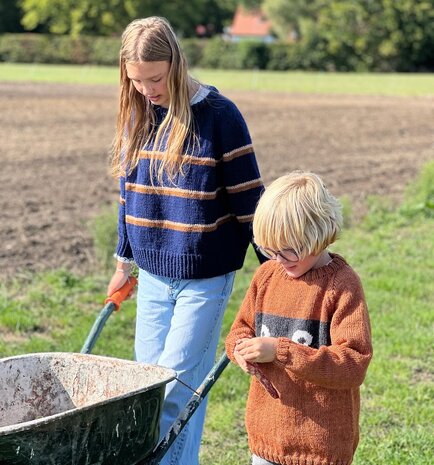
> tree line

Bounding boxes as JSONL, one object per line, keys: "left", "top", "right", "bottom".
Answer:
{"left": 1, "top": 0, "right": 433, "bottom": 71}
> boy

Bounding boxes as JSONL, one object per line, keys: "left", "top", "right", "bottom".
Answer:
{"left": 225, "top": 171, "right": 373, "bottom": 465}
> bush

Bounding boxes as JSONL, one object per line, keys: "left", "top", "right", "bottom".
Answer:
{"left": 0, "top": 33, "right": 47, "bottom": 62}
{"left": 181, "top": 38, "right": 205, "bottom": 68}
{"left": 201, "top": 37, "right": 236, "bottom": 69}
{"left": 90, "top": 36, "right": 120, "bottom": 66}
{"left": 1, "top": 32, "right": 429, "bottom": 71}
{"left": 0, "top": 33, "right": 120, "bottom": 65}
{"left": 401, "top": 160, "right": 434, "bottom": 218}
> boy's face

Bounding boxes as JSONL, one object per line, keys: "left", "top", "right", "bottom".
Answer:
{"left": 277, "top": 251, "right": 326, "bottom": 278}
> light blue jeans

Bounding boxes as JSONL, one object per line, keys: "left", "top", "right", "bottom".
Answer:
{"left": 135, "top": 268, "right": 236, "bottom": 465}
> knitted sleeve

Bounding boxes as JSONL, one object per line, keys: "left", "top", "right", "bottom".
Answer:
{"left": 275, "top": 269, "right": 373, "bottom": 389}
{"left": 216, "top": 99, "right": 264, "bottom": 245}
{"left": 225, "top": 265, "right": 268, "bottom": 362}
{"left": 115, "top": 175, "right": 133, "bottom": 260}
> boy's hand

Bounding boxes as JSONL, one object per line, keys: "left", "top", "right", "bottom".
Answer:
{"left": 235, "top": 337, "right": 278, "bottom": 363}
{"left": 234, "top": 349, "right": 256, "bottom": 374}
{"left": 233, "top": 337, "right": 280, "bottom": 399}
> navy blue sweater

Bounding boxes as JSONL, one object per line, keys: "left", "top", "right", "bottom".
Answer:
{"left": 116, "top": 87, "right": 263, "bottom": 279}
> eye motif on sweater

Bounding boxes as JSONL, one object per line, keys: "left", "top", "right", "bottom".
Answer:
{"left": 291, "top": 329, "right": 313, "bottom": 346}
{"left": 256, "top": 313, "right": 331, "bottom": 349}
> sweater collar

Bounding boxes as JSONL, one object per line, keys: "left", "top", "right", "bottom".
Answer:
{"left": 276, "top": 253, "right": 348, "bottom": 281}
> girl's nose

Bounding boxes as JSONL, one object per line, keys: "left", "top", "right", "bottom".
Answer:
{"left": 143, "top": 84, "right": 154, "bottom": 96}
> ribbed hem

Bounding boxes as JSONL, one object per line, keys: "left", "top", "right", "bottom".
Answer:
{"left": 250, "top": 444, "right": 352, "bottom": 465}
{"left": 132, "top": 247, "right": 245, "bottom": 279}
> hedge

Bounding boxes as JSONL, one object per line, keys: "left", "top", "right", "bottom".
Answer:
{"left": 0, "top": 32, "right": 422, "bottom": 71}
{"left": 0, "top": 33, "right": 306, "bottom": 70}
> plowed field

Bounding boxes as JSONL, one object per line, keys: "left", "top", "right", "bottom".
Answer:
{"left": 1, "top": 82, "right": 433, "bottom": 279}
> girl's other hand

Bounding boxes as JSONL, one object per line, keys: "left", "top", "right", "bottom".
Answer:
{"left": 235, "top": 337, "right": 278, "bottom": 363}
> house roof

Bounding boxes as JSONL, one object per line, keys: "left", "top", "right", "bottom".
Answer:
{"left": 229, "top": 6, "right": 272, "bottom": 37}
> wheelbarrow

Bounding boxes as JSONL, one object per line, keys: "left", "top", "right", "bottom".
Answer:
{"left": 0, "top": 278, "right": 231, "bottom": 465}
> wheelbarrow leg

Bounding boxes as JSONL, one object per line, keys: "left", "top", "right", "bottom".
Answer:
{"left": 135, "top": 352, "right": 230, "bottom": 465}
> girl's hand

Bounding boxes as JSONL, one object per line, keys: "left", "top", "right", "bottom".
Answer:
{"left": 107, "top": 264, "right": 132, "bottom": 297}
{"left": 235, "top": 337, "right": 278, "bottom": 363}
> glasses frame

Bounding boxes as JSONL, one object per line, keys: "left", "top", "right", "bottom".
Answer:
{"left": 256, "top": 244, "right": 300, "bottom": 262}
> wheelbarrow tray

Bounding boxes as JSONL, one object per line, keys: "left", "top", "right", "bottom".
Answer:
{"left": 0, "top": 352, "right": 176, "bottom": 465}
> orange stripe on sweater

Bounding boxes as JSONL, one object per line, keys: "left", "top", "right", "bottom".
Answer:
{"left": 126, "top": 183, "right": 224, "bottom": 200}
{"left": 140, "top": 150, "right": 217, "bottom": 167}
{"left": 227, "top": 178, "right": 263, "bottom": 194}
{"left": 125, "top": 214, "right": 234, "bottom": 233}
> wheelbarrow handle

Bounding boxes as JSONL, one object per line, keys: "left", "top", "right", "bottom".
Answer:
{"left": 137, "top": 353, "right": 230, "bottom": 465}
{"left": 80, "top": 277, "right": 138, "bottom": 354}
{"left": 105, "top": 276, "right": 138, "bottom": 311}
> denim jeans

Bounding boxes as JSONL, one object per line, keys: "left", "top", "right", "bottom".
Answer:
{"left": 251, "top": 455, "right": 280, "bottom": 465}
{"left": 135, "top": 268, "right": 236, "bottom": 465}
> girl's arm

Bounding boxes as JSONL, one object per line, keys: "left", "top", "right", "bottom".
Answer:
{"left": 115, "top": 175, "right": 133, "bottom": 260}
{"left": 217, "top": 100, "right": 264, "bottom": 260}
{"left": 107, "top": 176, "right": 134, "bottom": 296}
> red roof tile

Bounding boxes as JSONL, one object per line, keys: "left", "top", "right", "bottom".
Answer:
{"left": 230, "top": 6, "right": 272, "bottom": 37}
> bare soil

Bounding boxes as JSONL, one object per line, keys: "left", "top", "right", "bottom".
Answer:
{"left": 1, "top": 82, "right": 433, "bottom": 279}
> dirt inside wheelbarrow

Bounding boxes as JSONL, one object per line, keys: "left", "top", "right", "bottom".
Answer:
{"left": 0, "top": 81, "right": 433, "bottom": 280}
{"left": 0, "top": 353, "right": 175, "bottom": 428}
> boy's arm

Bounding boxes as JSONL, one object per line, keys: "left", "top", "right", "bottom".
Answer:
{"left": 275, "top": 272, "right": 373, "bottom": 389}
{"left": 225, "top": 271, "right": 260, "bottom": 363}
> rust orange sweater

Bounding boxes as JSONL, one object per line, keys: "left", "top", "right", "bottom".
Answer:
{"left": 225, "top": 254, "right": 372, "bottom": 465}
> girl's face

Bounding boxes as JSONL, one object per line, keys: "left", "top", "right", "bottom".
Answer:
{"left": 126, "top": 61, "right": 171, "bottom": 108}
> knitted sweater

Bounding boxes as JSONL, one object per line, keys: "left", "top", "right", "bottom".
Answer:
{"left": 225, "top": 254, "right": 373, "bottom": 465}
{"left": 116, "top": 87, "right": 263, "bottom": 278}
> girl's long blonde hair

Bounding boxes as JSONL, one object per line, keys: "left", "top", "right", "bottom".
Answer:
{"left": 111, "top": 17, "right": 195, "bottom": 182}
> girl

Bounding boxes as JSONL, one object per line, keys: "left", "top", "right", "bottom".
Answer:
{"left": 106, "top": 17, "right": 264, "bottom": 465}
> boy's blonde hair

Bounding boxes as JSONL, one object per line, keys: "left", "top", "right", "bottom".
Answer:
{"left": 253, "top": 171, "right": 342, "bottom": 258}
{"left": 111, "top": 16, "right": 196, "bottom": 182}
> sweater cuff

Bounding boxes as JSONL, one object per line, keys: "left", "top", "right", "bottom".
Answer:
{"left": 275, "top": 337, "right": 293, "bottom": 365}
{"left": 116, "top": 235, "right": 133, "bottom": 260}
{"left": 225, "top": 331, "right": 252, "bottom": 363}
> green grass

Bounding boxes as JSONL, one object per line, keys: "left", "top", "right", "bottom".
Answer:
{"left": 1, "top": 165, "right": 433, "bottom": 464}
{"left": 1, "top": 62, "right": 433, "bottom": 96}
{"left": 0, "top": 59, "right": 432, "bottom": 461}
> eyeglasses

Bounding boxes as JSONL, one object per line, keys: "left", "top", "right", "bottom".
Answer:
{"left": 256, "top": 245, "right": 300, "bottom": 262}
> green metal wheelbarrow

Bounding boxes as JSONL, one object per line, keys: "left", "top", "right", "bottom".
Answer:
{"left": 0, "top": 278, "right": 231, "bottom": 465}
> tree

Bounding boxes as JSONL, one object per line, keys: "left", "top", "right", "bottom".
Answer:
{"left": 262, "top": 0, "right": 325, "bottom": 39}
{"left": 260, "top": 0, "right": 434, "bottom": 70}
{"left": 20, "top": 0, "right": 238, "bottom": 37}
{"left": 0, "top": 0, "right": 24, "bottom": 33}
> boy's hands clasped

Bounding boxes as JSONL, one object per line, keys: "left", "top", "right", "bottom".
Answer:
{"left": 234, "top": 337, "right": 280, "bottom": 399}
{"left": 234, "top": 337, "right": 278, "bottom": 368}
